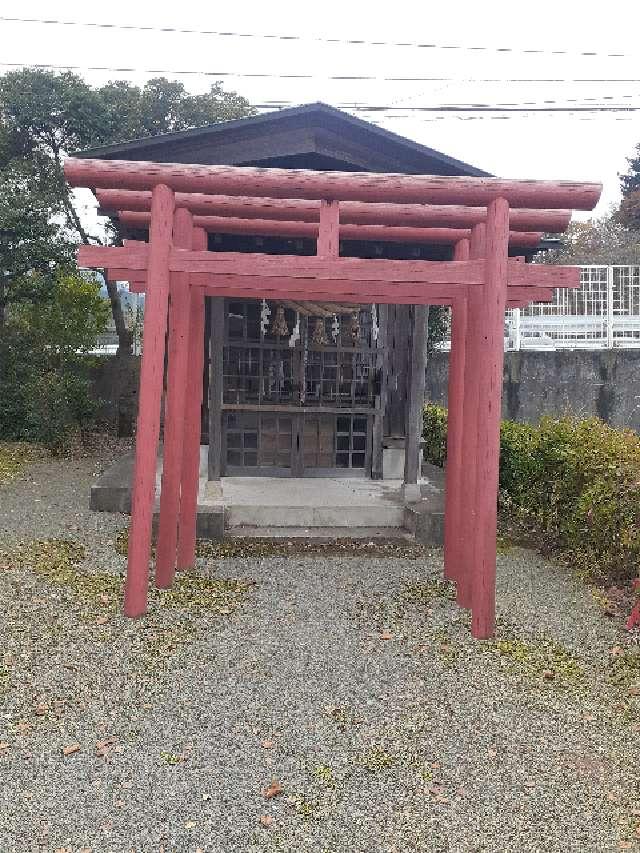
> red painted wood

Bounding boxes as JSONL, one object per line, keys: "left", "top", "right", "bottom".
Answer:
{"left": 117, "top": 209, "right": 543, "bottom": 249}
{"left": 443, "top": 239, "right": 470, "bottom": 583}
{"left": 456, "top": 224, "right": 486, "bottom": 610}
{"left": 471, "top": 198, "right": 510, "bottom": 640}
{"left": 65, "top": 157, "right": 602, "bottom": 210}
{"left": 155, "top": 208, "right": 194, "bottom": 590}
{"left": 177, "top": 226, "right": 208, "bottom": 571}
{"left": 170, "top": 251, "right": 484, "bottom": 284}
{"left": 97, "top": 189, "right": 572, "bottom": 233}
{"left": 78, "top": 244, "right": 147, "bottom": 269}
{"left": 81, "top": 243, "right": 580, "bottom": 292}
{"left": 123, "top": 184, "right": 174, "bottom": 618}
{"left": 193, "top": 276, "right": 473, "bottom": 303}
{"left": 106, "top": 269, "right": 146, "bottom": 284}
{"left": 317, "top": 200, "right": 340, "bottom": 257}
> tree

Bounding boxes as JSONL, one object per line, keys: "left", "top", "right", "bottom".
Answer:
{"left": 0, "top": 69, "right": 254, "bottom": 352}
{"left": 0, "top": 160, "right": 72, "bottom": 328}
{"left": 541, "top": 216, "right": 640, "bottom": 265}
{"left": 617, "top": 142, "right": 640, "bottom": 231}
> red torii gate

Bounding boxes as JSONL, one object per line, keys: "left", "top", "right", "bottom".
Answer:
{"left": 65, "top": 157, "right": 601, "bottom": 639}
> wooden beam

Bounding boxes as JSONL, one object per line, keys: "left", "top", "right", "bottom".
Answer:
{"left": 177, "top": 225, "right": 208, "bottom": 569}
{"left": 444, "top": 239, "right": 469, "bottom": 583}
{"left": 456, "top": 223, "right": 486, "bottom": 610}
{"left": 471, "top": 197, "right": 510, "bottom": 639}
{"left": 66, "top": 158, "right": 602, "bottom": 210}
{"left": 117, "top": 210, "right": 544, "bottom": 249}
{"left": 155, "top": 207, "right": 194, "bottom": 590}
{"left": 79, "top": 244, "right": 580, "bottom": 290}
{"left": 123, "top": 183, "right": 174, "bottom": 618}
{"left": 97, "top": 188, "right": 573, "bottom": 233}
{"left": 317, "top": 200, "right": 340, "bottom": 257}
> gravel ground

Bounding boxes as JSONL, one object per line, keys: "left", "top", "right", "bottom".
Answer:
{"left": 0, "top": 448, "right": 639, "bottom": 853}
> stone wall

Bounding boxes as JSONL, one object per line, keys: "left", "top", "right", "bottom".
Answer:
{"left": 90, "top": 349, "right": 640, "bottom": 438}
{"left": 425, "top": 349, "right": 640, "bottom": 432}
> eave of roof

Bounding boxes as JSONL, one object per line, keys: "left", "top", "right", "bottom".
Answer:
{"left": 74, "top": 101, "right": 492, "bottom": 178}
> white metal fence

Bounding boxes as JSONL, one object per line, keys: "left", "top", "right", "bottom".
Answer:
{"left": 505, "top": 265, "right": 640, "bottom": 351}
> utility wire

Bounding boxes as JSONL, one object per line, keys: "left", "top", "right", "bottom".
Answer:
{"left": 1, "top": 60, "right": 640, "bottom": 85}
{"left": 0, "top": 14, "right": 633, "bottom": 60}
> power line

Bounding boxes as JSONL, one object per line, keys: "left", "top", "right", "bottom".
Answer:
{"left": 256, "top": 97, "right": 640, "bottom": 110}
{"left": 0, "top": 15, "right": 633, "bottom": 60}
{"left": 2, "top": 60, "right": 640, "bottom": 85}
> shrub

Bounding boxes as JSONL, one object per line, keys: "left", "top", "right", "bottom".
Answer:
{"left": 0, "top": 270, "right": 108, "bottom": 451}
{"left": 422, "top": 404, "right": 640, "bottom": 587}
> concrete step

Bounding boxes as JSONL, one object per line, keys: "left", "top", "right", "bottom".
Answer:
{"left": 225, "top": 503, "right": 406, "bottom": 529}
{"left": 226, "top": 525, "right": 414, "bottom": 540}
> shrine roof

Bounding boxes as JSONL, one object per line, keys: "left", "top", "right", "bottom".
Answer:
{"left": 74, "top": 102, "right": 491, "bottom": 178}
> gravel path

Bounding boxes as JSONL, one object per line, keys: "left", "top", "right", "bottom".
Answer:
{"left": 0, "top": 450, "right": 639, "bottom": 853}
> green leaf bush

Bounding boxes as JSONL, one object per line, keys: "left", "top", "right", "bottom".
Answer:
{"left": 0, "top": 271, "right": 108, "bottom": 451}
{"left": 422, "top": 404, "right": 640, "bottom": 587}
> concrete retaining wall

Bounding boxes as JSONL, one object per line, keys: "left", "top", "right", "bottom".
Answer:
{"left": 90, "top": 349, "right": 640, "bottom": 437}
{"left": 89, "top": 355, "right": 140, "bottom": 436}
{"left": 426, "top": 349, "right": 640, "bottom": 432}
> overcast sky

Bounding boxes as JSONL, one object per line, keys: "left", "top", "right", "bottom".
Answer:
{"left": 4, "top": 0, "right": 640, "bottom": 221}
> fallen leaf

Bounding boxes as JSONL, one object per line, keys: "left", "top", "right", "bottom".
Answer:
{"left": 0, "top": 742, "right": 10, "bottom": 752}
{"left": 96, "top": 615, "right": 109, "bottom": 626}
{"left": 261, "top": 739, "right": 275, "bottom": 749}
{"left": 542, "top": 669, "right": 556, "bottom": 681}
{"left": 618, "top": 842, "right": 632, "bottom": 850}
{"left": 184, "top": 820, "right": 196, "bottom": 830}
{"left": 610, "top": 645, "right": 624, "bottom": 656}
{"left": 263, "top": 780, "right": 283, "bottom": 799}
{"left": 62, "top": 743, "right": 80, "bottom": 756}
{"left": 523, "top": 779, "right": 536, "bottom": 789}
{"left": 628, "top": 685, "right": 640, "bottom": 697}
{"left": 380, "top": 630, "right": 392, "bottom": 640}
{"left": 488, "top": 748, "right": 497, "bottom": 758}
{"left": 96, "top": 736, "right": 118, "bottom": 759}
{"left": 34, "top": 702, "right": 49, "bottom": 716}
{"left": 259, "top": 815, "right": 274, "bottom": 828}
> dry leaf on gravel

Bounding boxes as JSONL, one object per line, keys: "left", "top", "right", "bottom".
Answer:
{"left": 380, "top": 630, "right": 392, "bottom": 640}
{"left": 261, "top": 739, "right": 274, "bottom": 749}
{"left": 259, "top": 815, "right": 274, "bottom": 828}
{"left": 262, "top": 780, "right": 283, "bottom": 799}
{"left": 96, "top": 736, "right": 118, "bottom": 759}
{"left": 62, "top": 743, "right": 80, "bottom": 756}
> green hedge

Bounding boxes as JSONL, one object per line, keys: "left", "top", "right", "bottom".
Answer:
{"left": 422, "top": 404, "right": 640, "bottom": 586}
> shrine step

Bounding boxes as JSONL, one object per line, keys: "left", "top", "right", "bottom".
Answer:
{"left": 225, "top": 503, "right": 406, "bottom": 529}
{"left": 218, "top": 476, "right": 407, "bottom": 530}
{"left": 226, "top": 526, "right": 414, "bottom": 540}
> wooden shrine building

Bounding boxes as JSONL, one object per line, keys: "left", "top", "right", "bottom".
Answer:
{"left": 69, "top": 103, "right": 600, "bottom": 637}
{"left": 81, "top": 103, "right": 549, "bottom": 486}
